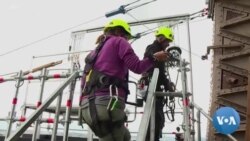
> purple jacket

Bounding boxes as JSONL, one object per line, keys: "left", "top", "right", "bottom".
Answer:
{"left": 81, "top": 35, "right": 154, "bottom": 100}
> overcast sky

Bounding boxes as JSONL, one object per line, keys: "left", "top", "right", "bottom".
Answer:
{"left": 0, "top": 0, "right": 212, "bottom": 139}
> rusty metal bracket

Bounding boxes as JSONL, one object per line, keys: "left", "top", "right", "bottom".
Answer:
{"left": 202, "top": 44, "right": 244, "bottom": 60}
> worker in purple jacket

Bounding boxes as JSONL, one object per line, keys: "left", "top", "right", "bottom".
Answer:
{"left": 80, "top": 18, "right": 169, "bottom": 141}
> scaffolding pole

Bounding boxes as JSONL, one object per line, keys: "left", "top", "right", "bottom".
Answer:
{"left": 62, "top": 73, "right": 77, "bottom": 141}
{"left": 5, "top": 71, "right": 79, "bottom": 141}
{"left": 179, "top": 58, "right": 191, "bottom": 141}
{"left": 136, "top": 68, "right": 159, "bottom": 141}
{"left": 51, "top": 92, "right": 63, "bottom": 141}
{"left": 5, "top": 70, "right": 23, "bottom": 139}
{"left": 32, "top": 68, "right": 47, "bottom": 141}
{"left": 186, "top": 17, "right": 195, "bottom": 141}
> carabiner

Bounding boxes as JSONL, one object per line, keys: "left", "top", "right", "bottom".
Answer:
{"left": 107, "top": 85, "right": 119, "bottom": 111}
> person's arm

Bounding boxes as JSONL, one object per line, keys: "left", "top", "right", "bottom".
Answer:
{"left": 117, "top": 38, "right": 154, "bottom": 74}
{"left": 145, "top": 45, "right": 170, "bottom": 62}
{"left": 117, "top": 38, "right": 169, "bottom": 74}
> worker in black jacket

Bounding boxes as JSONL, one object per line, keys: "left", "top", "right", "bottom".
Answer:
{"left": 143, "top": 26, "right": 174, "bottom": 141}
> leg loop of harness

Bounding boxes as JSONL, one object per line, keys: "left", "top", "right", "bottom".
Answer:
{"left": 88, "top": 96, "right": 105, "bottom": 137}
{"left": 86, "top": 85, "right": 122, "bottom": 139}
{"left": 86, "top": 94, "right": 109, "bottom": 137}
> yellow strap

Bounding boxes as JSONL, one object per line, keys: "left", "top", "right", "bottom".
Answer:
{"left": 86, "top": 69, "right": 93, "bottom": 82}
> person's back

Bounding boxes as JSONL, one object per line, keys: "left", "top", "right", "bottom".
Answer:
{"left": 80, "top": 19, "right": 169, "bottom": 141}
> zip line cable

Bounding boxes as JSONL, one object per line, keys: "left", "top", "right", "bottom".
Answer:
{"left": 0, "top": 0, "right": 156, "bottom": 58}
{"left": 128, "top": 13, "right": 209, "bottom": 60}
{"left": 13, "top": 1, "right": 159, "bottom": 59}
{"left": 0, "top": 17, "right": 209, "bottom": 77}
{"left": 0, "top": 15, "right": 105, "bottom": 58}
{"left": 105, "top": 0, "right": 156, "bottom": 17}
{"left": 0, "top": 1, "right": 195, "bottom": 58}
{"left": 0, "top": 4, "right": 210, "bottom": 76}
{"left": 32, "top": 14, "right": 208, "bottom": 61}
{"left": 126, "top": 11, "right": 212, "bottom": 84}
{"left": 127, "top": 12, "right": 151, "bottom": 30}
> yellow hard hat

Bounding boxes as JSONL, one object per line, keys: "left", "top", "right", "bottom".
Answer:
{"left": 104, "top": 19, "right": 131, "bottom": 36}
{"left": 155, "top": 27, "right": 174, "bottom": 42}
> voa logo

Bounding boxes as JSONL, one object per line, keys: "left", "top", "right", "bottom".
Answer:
{"left": 216, "top": 116, "right": 236, "bottom": 125}
{"left": 212, "top": 107, "right": 240, "bottom": 134}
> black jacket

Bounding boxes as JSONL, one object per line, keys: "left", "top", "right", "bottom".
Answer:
{"left": 144, "top": 40, "right": 170, "bottom": 92}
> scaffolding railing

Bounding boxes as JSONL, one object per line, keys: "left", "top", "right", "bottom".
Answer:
{"left": 4, "top": 71, "right": 79, "bottom": 141}
{"left": 0, "top": 61, "right": 239, "bottom": 141}
{"left": 1, "top": 58, "right": 239, "bottom": 141}
{"left": 136, "top": 57, "right": 238, "bottom": 141}
{"left": 0, "top": 62, "right": 144, "bottom": 141}
{"left": 136, "top": 53, "right": 195, "bottom": 141}
{"left": 191, "top": 102, "right": 238, "bottom": 141}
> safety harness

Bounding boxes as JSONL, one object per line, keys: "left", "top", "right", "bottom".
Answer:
{"left": 79, "top": 36, "right": 128, "bottom": 138}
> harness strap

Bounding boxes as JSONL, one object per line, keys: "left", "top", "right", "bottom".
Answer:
{"left": 82, "top": 69, "right": 128, "bottom": 96}
{"left": 80, "top": 36, "right": 127, "bottom": 139}
{"left": 88, "top": 107, "right": 124, "bottom": 140}
{"left": 88, "top": 95, "right": 106, "bottom": 137}
{"left": 87, "top": 87, "right": 123, "bottom": 139}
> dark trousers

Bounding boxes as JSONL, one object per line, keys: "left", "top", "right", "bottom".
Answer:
{"left": 146, "top": 98, "right": 165, "bottom": 141}
{"left": 81, "top": 96, "right": 130, "bottom": 141}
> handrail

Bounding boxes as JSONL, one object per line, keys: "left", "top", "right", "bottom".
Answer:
{"left": 126, "top": 80, "right": 139, "bottom": 123}
{"left": 191, "top": 102, "right": 238, "bottom": 141}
